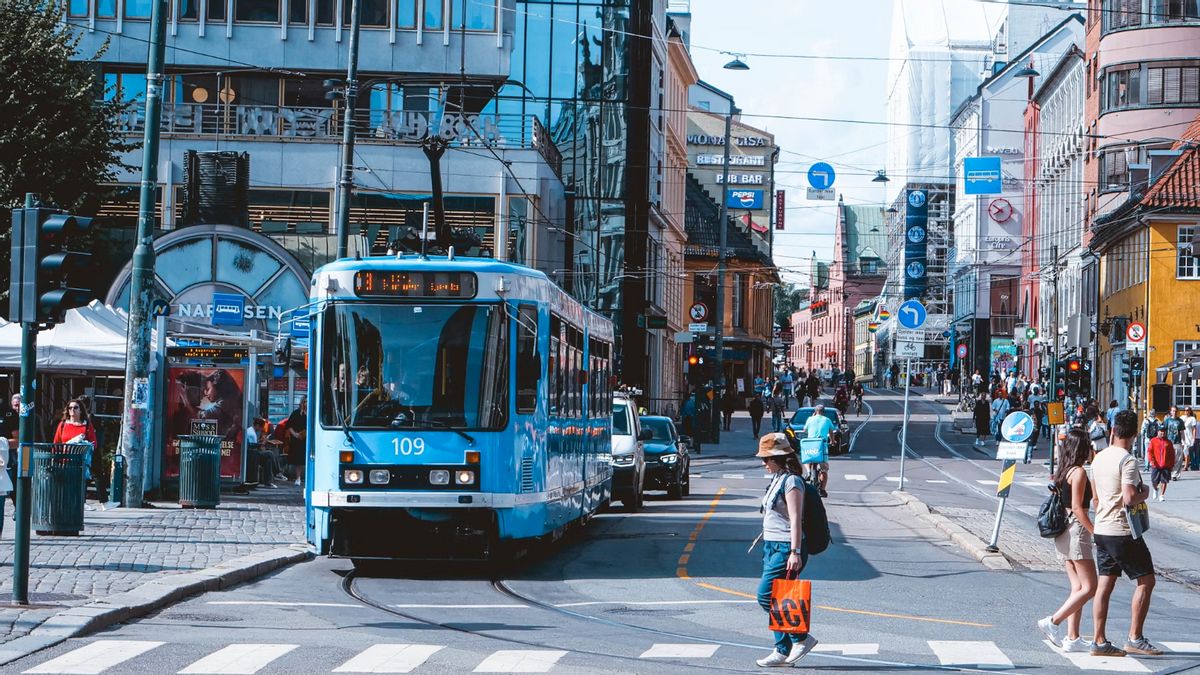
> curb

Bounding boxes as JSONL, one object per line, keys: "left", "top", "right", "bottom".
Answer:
{"left": 892, "top": 491, "right": 1014, "bottom": 572}
{"left": 0, "top": 545, "right": 312, "bottom": 667}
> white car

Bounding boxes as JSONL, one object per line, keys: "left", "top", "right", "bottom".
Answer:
{"left": 610, "top": 394, "right": 649, "bottom": 511}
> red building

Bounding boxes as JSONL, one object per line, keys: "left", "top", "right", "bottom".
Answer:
{"left": 790, "top": 201, "right": 887, "bottom": 373}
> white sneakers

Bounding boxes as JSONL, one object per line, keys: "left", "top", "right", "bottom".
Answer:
{"left": 1038, "top": 616, "right": 1064, "bottom": 648}
{"left": 1062, "top": 637, "right": 1093, "bottom": 653}
{"left": 756, "top": 635, "right": 819, "bottom": 667}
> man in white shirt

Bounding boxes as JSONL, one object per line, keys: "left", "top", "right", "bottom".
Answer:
{"left": 1087, "top": 410, "right": 1160, "bottom": 658}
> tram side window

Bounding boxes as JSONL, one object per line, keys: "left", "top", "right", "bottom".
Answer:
{"left": 515, "top": 305, "right": 540, "bottom": 414}
{"left": 570, "top": 327, "right": 582, "bottom": 418}
{"left": 549, "top": 315, "right": 562, "bottom": 417}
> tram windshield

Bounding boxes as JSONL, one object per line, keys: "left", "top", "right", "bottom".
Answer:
{"left": 321, "top": 304, "right": 508, "bottom": 430}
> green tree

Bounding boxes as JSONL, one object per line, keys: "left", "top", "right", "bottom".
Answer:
{"left": 773, "top": 283, "right": 809, "bottom": 327}
{"left": 0, "top": 0, "right": 130, "bottom": 308}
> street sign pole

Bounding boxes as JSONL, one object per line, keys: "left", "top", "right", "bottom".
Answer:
{"left": 899, "top": 358, "right": 911, "bottom": 490}
{"left": 986, "top": 459, "right": 1018, "bottom": 552}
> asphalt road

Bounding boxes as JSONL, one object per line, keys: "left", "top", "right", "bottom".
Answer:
{"left": 8, "top": 390, "right": 1200, "bottom": 674}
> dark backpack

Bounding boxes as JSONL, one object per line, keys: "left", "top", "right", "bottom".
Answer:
{"left": 802, "top": 480, "right": 832, "bottom": 554}
{"left": 1037, "top": 482, "right": 1069, "bottom": 538}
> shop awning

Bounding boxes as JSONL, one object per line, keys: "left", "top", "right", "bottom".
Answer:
{"left": 0, "top": 301, "right": 166, "bottom": 372}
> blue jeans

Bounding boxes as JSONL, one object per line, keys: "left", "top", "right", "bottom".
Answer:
{"left": 771, "top": 411, "right": 783, "bottom": 432}
{"left": 757, "top": 540, "right": 809, "bottom": 654}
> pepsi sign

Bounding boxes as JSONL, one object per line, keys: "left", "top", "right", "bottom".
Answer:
{"left": 726, "top": 190, "right": 764, "bottom": 209}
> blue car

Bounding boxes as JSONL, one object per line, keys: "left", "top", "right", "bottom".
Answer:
{"left": 639, "top": 416, "right": 691, "bottom": 499}
{"left": 787, "top": 407, "right": 850, "bottom": 456}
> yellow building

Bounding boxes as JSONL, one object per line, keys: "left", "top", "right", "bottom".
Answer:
{"left": 1092, "top": 117, "right": 1200, "bottom": 411}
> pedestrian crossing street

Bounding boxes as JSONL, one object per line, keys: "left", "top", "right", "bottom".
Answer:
{"left": 19, "top": 638, "right": 1200, "bottom": 673}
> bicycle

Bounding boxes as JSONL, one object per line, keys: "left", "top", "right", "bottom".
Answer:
{"left": 853, "top": 395, "right": 863, "bottom": 415}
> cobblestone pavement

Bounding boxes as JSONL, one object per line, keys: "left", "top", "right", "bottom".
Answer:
{"left": 933, "top": 505, "right": 1060, "bottom": 571}
{"left": 0, "top": 489, "right": 304, "bottom": 644}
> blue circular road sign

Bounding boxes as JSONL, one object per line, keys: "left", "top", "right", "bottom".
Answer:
{"left": 1001, "top": 411, "right": 1035, "bottom": 443}
{"left": 807, "top": 162, "right": 836, "bottom": 191}
{"left": 897, "top": 299, "right": 927, "bottom": 330}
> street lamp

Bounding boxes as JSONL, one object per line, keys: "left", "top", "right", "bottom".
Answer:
{"left": 709, "top": 56, "right": 749, "bottom": 443}
{"left": 872, "top": 169, "right": 890, "bottom": 183}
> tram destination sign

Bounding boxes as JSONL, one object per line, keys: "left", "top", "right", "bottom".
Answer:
{"left": 354, "top": 271, "right": 478, "bottom": 299}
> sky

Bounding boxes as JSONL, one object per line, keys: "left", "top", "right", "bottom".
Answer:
{"left": 687, "top": 0, "right": 896, "bottom": 287}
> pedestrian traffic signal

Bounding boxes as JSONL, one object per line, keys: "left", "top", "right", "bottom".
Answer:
{"left": 686, "top": 354, "right": 707, "bottom": 385}
{"left": 1078, "top": 361, "right": 1092, "bottom": 397}
{"left": 1130, "top": 355, "right": 1145, "bottom": 375}
{"left": 9, "top": 208, "right": 95, "bottom": 325}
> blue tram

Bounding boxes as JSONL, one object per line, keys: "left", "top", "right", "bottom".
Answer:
{"left": 304, "top": 255, "right": 615, "bottom": 561}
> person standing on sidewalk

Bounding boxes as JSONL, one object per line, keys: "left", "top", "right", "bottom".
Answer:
{"left": 748, "top": 393, "right": 765, "bottom": 438}
{"left": 769, "top": 384, "right": 787, "bottom": 433}
{"left": 721, "top": 389, "right": 737, "bottom": 432}
{"left": 1162, "top": 407, "right": 1184, "bottom": 480}
{"left": 754, "top": 433, "right": 818, "bottom": 667}
{"left": 1140, "top": 409, "right": 1159, "bottom": 469}
{"left": 285, "top": 396, "right": 308, "bottom": 487}
{"left": 53, "top": 398, "right": 97, "bottom": 482}
{"left": 974, "top": 395, "right": 991, "bottom": 447}
{"left": 1039, "top": 428, "right": 1097, "bottom": 653}
{"left": 1180, "top": 407, "right": 1196, "bottom": 476}
{"left": 1089, "top": 410, "right": 1161, "bottom": 658}
{"left": 1147, "top": 427, "right": 1174, "bottom": 502}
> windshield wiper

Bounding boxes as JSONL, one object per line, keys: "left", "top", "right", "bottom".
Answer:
{"left": 423, "top": 418, "right": 475, "bottom": 445}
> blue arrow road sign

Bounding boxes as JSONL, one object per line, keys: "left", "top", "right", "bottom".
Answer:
{"left": 807, "top": 162, "right": 836, "bottom": 191}
{"left": 1001, "top": 411, "right": 1035, "bottom": 443}
{"left": 897, "top": 299, "right": 927, "bottom": 330}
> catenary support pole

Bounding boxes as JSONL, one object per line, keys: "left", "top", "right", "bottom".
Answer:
{"left": 899, "top": 358, "right": 911, "bottom": 490}
{"left": 711, "top": 104, "right": 733, "bottom": 443}
{"left": 334, "top": 0, "right": 362, "bottom": 260}
{"left": 119, "top": 0, "right": 168, "bottom": 510}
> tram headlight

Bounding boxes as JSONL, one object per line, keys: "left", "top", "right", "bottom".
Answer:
{"left": 368, "top": 469, "right": 391, "bottom": 485}
{"left": 455, "top": 470, "right": 475, "bottom": 485}
{"left": 429, "top": 470, "right": 450, "bottom": 485}
{"left": 343, "top": 469, "right": 364, "bottom": 485}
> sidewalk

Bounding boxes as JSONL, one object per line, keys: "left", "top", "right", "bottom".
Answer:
{"left": 0, "top": 487, "right": 306, "bottom": 653}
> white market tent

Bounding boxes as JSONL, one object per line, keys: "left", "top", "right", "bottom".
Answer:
{"left": 0, "top": 301, "right": 159, "bottom": 373}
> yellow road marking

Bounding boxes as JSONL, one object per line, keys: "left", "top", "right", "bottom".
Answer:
{"left": 678, "top": 486, "right": 994, "bottom": 629}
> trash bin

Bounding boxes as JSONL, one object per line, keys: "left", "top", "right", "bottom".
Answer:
{"left": 32, "top": 443, "right": 90, "bottom": 536}
{"left": 109, "top": 454, "right": 126, "bottom": 507}
{"left": 179, "top": 434, "right": 222, "bottom": 508}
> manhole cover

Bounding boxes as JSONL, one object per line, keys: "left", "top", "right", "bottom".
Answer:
{"left": 158, "top": 612, "right": 242, "bottom": 623}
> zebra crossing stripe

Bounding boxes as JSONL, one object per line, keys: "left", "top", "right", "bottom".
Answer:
{"left": 333, "top": 644, "right": 444, "bottom": 673}
{"left": 1042, "top": 640, "right": 1150, "bottom": 672}
{"left": 177, "top": 644, "right": 297, "bottom": 674}
{"left": 844, "top": 474, "right": 868, "bottom": 481}
{"left": 24, "top": 640, "right": 164, "bottom": 674}
{"left": 928, "top": 640, "right": 1012, "bottom": 668}
{"left": 638, "top": 644, "right": 719, "bottom": 658}
{"left": 472, "top": 650, "right": 567, "bottom": 673}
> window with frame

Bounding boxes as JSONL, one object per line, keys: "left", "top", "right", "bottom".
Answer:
{"left": 1178, "top": 226, "right": 1200, "bottom": 279}
{"left": 1147, "top": 63, "right": 1200, "bottom": 105}
{"left": 1174, "top": 341, "right": 1200, "bottom": 406}
{"left": 549, "top": 315, "right": 562, "bottom": 417}
{"left": 343, "top": 0, "right": 388, "bottom": 27}
{"left": 1104, "top": 66, "right": 1142, "bottom": 111}
{"left": 1151, "top": 0, "right": 1200, "bottom": 21}
{"left": 451, "top": 0, "right": 495, "bottom": 30}
{"left": 235, "top": 0, "right": 279, "bottom": 21}
{"left": 1105, "top": 0, "right": 1144, "bottom": 30}
{"left": 1101, "top": 147, "right": 1131, "bottom": 189}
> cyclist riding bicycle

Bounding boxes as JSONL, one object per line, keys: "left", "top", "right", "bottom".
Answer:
{"left": 851, "top": 382, "right": 864, "bottom": 413}
{"left": 833, "top": 385, "right": 850, "bottom": 417}
{"left": 802, "top": 404, "right": 835, "bottom": 497}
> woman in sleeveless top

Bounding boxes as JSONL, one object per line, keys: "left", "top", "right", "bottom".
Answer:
{"left": 1038, "top": 428, "right": 1098, "bottom": 652}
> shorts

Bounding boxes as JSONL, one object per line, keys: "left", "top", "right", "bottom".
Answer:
{"left": 1054, "top": 519, "right": 1094, "bottom": 563}
{"left": 1093, "top": 533, "right": 1154, "bottom": 579}
{"left": 1151, "top": 467, "right": 1173, "bottom": 485}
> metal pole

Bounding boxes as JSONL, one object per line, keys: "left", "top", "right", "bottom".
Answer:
{"left": 119, "top": 0, "right": 168, "bottom": 509}
{"left": 12, "top": 192, "right": 37, "bottom": 605}
{"left": 334, "top": 0, "right": 363, "bottom": 260}
{"left": 899, "top": 358, "right": 911, "bottom": 490}
{"left": 1049, "top": 244, "right": 1059, "bottom": 475}
{"left": 711, "top": 104, "right": 733, "bottom": 443}
{"left": 986, "top": 495, "right": 1007, "bottom": 552}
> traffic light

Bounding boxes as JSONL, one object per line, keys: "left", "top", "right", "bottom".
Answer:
{"left": 1065, "top": 358, "right": 1082, "bottom": 396}
{"left": 9, "top": 208, "right": 94, "bottom": 325}
{"left": 1121, "top": 356, "right": 1133, "bottom": 383}
{"left": 1130, "top": 355, "right": 1145, "bottom": 377}
{"left": 1053, "top": 359, "right": 1069, "bottom": 399}
{"left": 686, "top": 354, "right": 706, "bottom": 386}
{"left": 1078, "top": 361, "right": 1093, "bottom": 397}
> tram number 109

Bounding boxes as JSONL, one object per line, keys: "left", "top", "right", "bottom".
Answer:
{"left": 392, "top": 437, "right": 426, "bottom": 456}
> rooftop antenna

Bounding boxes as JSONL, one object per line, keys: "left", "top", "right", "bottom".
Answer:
{"left": 419, "top": 202, "right": 430, "bottom": 260}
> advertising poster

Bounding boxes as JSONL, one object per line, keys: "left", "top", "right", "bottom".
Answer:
{"left": 164, "top": 365, "right": 246, "bottom": 481}
{"left": 990, "top": 339, "right": 1018, "bottom": 377}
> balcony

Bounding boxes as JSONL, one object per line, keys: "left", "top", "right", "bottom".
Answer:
{"left": 117, "top": 103, "right": 562, "bottom": 178}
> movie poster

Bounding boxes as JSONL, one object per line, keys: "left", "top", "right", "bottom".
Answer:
{"left": 164, "top": 365, "right": 246, "bottom": 481}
